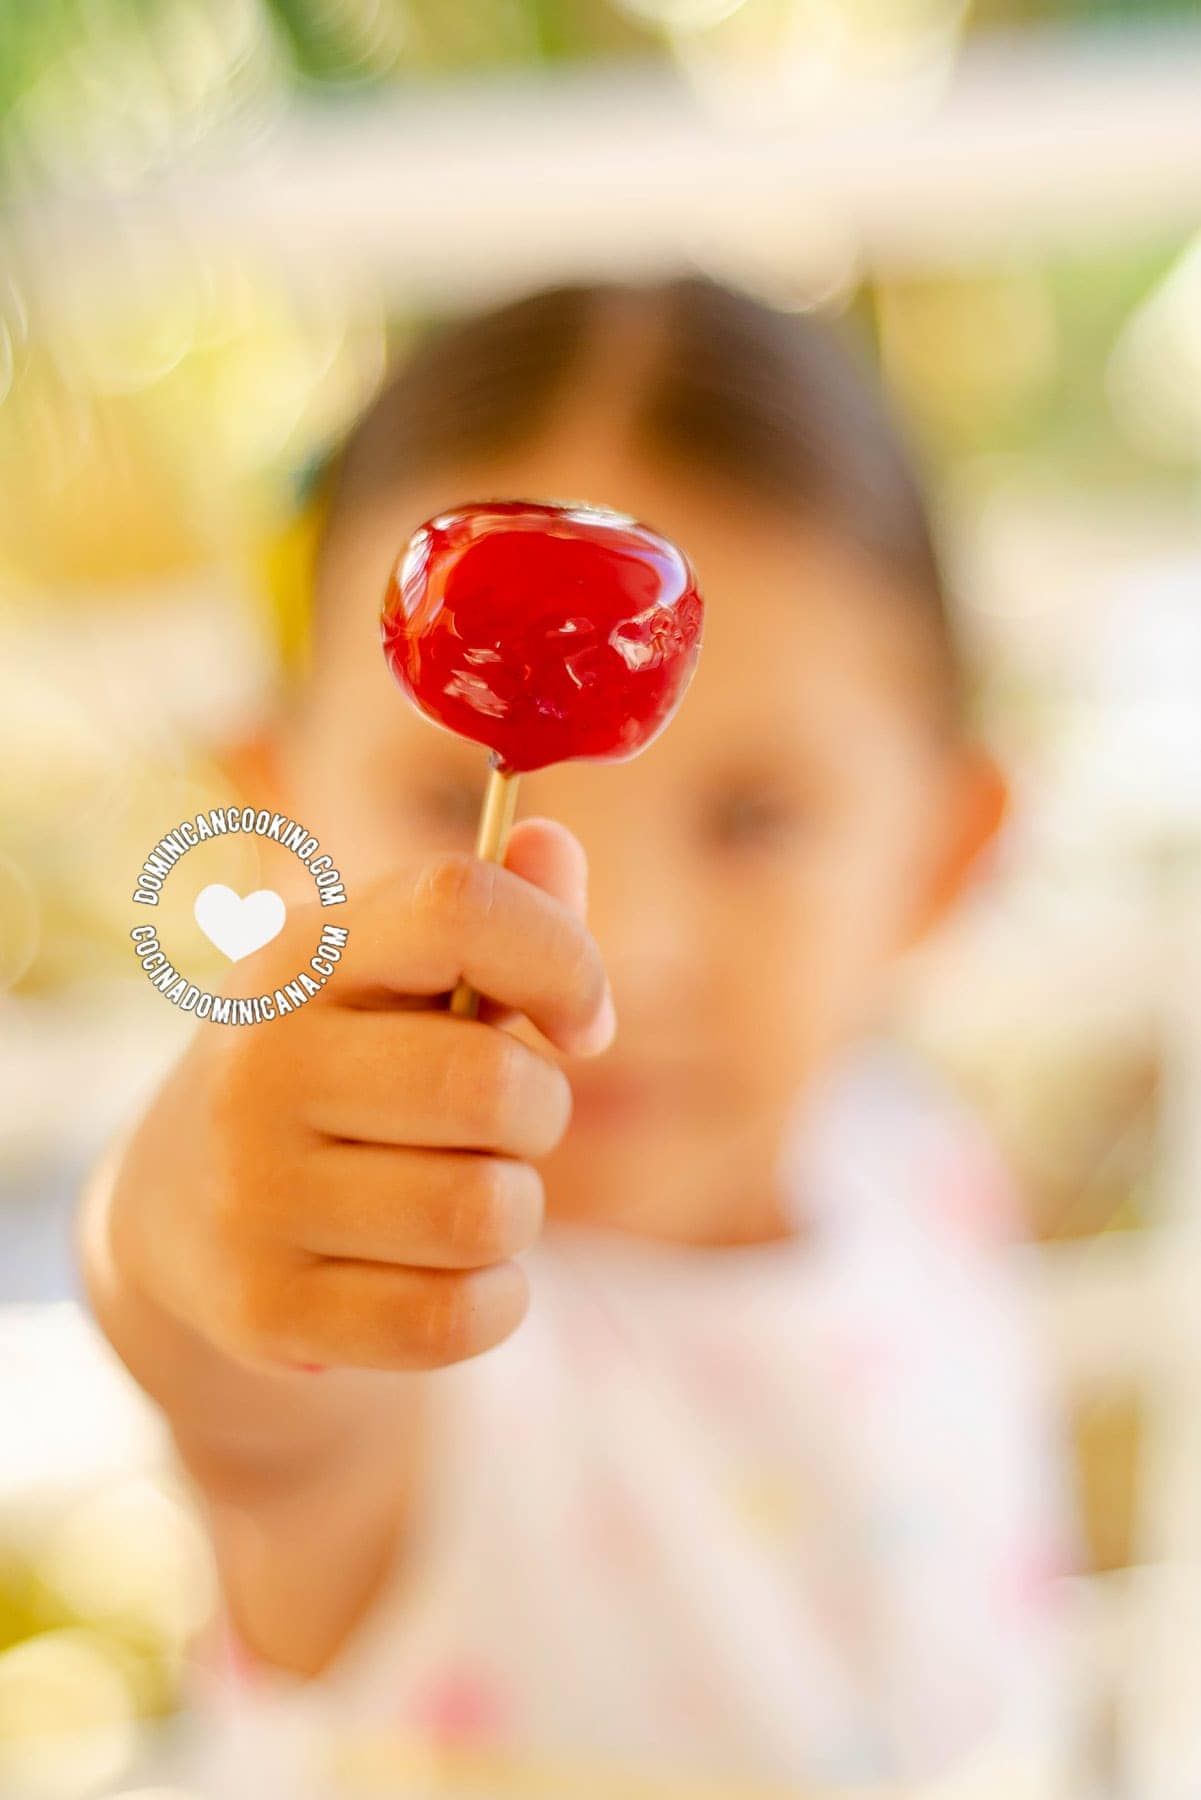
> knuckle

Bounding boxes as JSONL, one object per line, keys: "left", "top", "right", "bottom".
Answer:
{"left": 413, "top": 852, "right": 497, "bottom": 935}
{"left": 471, "top": 1033, "right": 530, "bottom": 1143}
{"left": 479, "top": 1036, "right": 571, "bottom": 1154}
{"left": 417, "top": 1273, "right": 478, "bottom": 1364}
{"left": 448, "top": 1162, "right": 508, "bottom": 1265}
{"left": 449, "top": 1159, "right": 538, "bottom": 1266}
{"left": 429, "top": 1026, "right": 509, "bottom": 1140}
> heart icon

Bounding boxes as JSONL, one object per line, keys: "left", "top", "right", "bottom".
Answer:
{"left": 194, "top": 884, "right": 286, "bottom": 962}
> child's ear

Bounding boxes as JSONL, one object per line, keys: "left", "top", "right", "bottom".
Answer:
{"left": 909, "top": 743, "right": 1008, "bottom": 945}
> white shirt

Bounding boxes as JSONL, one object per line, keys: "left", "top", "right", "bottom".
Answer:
{"left": 196, "top": 1043, "right": 1077, "bottom": 1798}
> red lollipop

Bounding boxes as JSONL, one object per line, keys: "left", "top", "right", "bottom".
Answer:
{"left": 381, "top": 499, "right": 704, "bottom": 1016}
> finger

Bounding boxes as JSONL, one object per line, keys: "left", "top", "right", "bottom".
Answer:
{"left": 288, "top": 1144, "right": 544, "bottom": 1270}
{"left": 329, "top": 847, "right": 614, "bottom": 1057}
{"left": 300, "top": 1010, "right": 572, "bottom": 1158}
{"left": 502, "top": 817, "right": 588, "bottom": 919}
{"left": 476, "top": 817, "right": 592, "bottom": 1034}
{"left": 254, "top": 1257, "right": 530, "bottom": 1373}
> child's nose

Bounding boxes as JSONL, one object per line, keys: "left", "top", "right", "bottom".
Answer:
{"left": 582, "top": 848, "right": 704, "bottom": 1022}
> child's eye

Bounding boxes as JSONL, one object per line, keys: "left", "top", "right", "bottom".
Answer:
{"left": 409, "top": 778, "right": 482, "bottom": 835}
{"left": 704, "top": 786, "right": 811, "bottom": 851}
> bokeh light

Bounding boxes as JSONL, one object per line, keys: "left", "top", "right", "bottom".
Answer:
{"left": 2, "top": 2, "right": 1201, "bottom": 1793}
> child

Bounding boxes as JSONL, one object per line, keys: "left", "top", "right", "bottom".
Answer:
{"left": 82, "top": 279, "right": 1073, "bottom": 1796}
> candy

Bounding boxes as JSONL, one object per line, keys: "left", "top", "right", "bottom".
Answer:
{"left": 380, "top": 500, "right": 704, "bottom": 775}
{"left": 380, "top": 499, "right": 703, "bottom": 1022}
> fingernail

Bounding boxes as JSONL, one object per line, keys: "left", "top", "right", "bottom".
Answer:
{"left": 576, "top": 982, "right": 617, "bottom": 1055}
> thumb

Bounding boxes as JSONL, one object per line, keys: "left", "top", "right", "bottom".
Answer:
{"left": 475, "top": 816, "right": 613, "bottom": 1051}
{"left": 501, "top": 816, "right": 589, "bottom": 921}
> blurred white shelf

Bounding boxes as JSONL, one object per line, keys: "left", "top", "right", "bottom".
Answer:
{"left": 12, "top": 26, "right": 1201, "bottom": 300}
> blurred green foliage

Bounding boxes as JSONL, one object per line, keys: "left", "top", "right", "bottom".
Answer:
{"left": 1, "top": 0, "right": 1199, "bottom": 126}
{"left": 873, "top": 242, "right": 1192, "bottom": 483}
{"left": 0, "top": 1543, "right": 177, "bottom": 1721}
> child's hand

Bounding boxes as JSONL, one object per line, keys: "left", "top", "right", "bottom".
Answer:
{"left": 104, "top": 819, "right": 613, "bottom": 1376}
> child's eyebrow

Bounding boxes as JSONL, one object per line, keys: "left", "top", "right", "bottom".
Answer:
{"left": 691, "top": 723, "right": 827, "bottom": 765}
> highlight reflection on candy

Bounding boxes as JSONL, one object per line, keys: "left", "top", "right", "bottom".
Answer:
{"left": 380, "top": 500, "right": 705, "bottom": 775}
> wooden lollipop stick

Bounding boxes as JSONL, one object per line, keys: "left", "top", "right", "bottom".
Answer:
{"left": 449, "top": 757, "right": 521, "bottom": 1019}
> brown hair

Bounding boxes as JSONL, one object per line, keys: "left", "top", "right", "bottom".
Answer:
{"left": 315, "top": 277, "right": 959, "bottom": 702}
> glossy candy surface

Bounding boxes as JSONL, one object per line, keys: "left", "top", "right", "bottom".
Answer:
{"left": 381, "top": 500, "right": 704, "bottom": 774}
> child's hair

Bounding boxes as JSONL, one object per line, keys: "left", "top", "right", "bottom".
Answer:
{"left": 312, "top": 277, "right": 960, "bottom": 707}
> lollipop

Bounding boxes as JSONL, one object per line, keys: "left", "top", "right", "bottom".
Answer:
{"left": 381, "top": 499, "right": 704, "bottom": 1017}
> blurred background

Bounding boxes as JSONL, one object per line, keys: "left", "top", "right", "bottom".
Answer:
{"left": 2, "top": 0, "right": 1201, "bottom": 1794}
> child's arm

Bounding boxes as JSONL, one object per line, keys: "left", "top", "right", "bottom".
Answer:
{"left": 78, "top": 823, "right": 612, "bottom": 1677}
{"left": 81, "top": 1142, "right": 430, "bottom": 1676}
